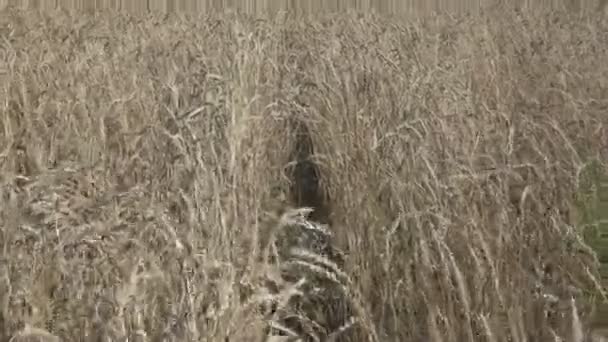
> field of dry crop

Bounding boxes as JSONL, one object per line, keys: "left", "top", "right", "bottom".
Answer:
{"left": 1, "top": 6, "right": 608, "bottom": 342}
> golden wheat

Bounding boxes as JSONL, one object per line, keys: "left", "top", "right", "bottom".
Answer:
{"left": 0, "top": 6, "right": 607, "bottom": 342}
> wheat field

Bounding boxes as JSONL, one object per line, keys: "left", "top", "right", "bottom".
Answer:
{"left": 0, "top": 0, "right": 605, "bottom": 16}
{"left": 0, "top": 5, "right": 608, "bottom": 342}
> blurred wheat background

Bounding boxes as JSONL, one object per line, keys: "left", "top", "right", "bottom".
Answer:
{"left": 0, "top": 0, "right": 605, "bottom": 15}
{"left": 1, "top": 1, "right": 608, "bottom": 342}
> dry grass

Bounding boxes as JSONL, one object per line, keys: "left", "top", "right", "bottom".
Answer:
{"left": 0, "top": 6, "right": 607, "bottom": 342}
